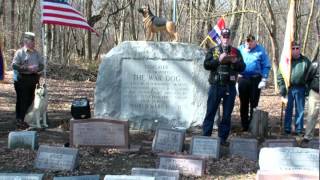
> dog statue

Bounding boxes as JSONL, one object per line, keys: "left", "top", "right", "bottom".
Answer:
{"left": 25, "top": 84, "right": 48, "bottom": 129}
{"left": 138, "top": 5, "right": 178, "bottom": 42}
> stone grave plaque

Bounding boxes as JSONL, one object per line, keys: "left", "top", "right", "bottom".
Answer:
{"left": 8, "top": 131, "right": 38, "bottom": 150}
{"left": 152, "top": 128, "right": 185, "bottom": 153}
{"left": 308, "top": 139, "right": 319, "bottom": 149}
{"left": 70, "top": 119, "right": 129, "bottom": 148}
{"left": 104, "top": 175, "right": 155, "bottom": 180}
{"left": 158, "top": 153, "right": 205, "bottom": 176}
{"left": 256, "top": 170, "right": 319, "bottom": 180}
{"left": 35, "top": 145, "right": 79, "bottom": 171}
{"left": 95, "top": 41, "right": 208, "bottom": 130}
{"left": 263, "top": 139, "right": 297, "bottom": 147}
{"left": 190, "top": 136, "right": 220, "bottom": 159}
{"left": 0, "top": 173, "right": 43, "bottom": 180}
{"left": 53, "top": 175, "right": 100, "bottom": 180}
{"left": 259, "top": 147, "right": 319, "bottom": 172}
{"left": 230, "top": 138, "right": 258, "bottom": 161}
{"left": 131, "top": 168, "right": 179, "bottom": 180}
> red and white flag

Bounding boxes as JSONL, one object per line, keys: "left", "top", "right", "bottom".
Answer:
{"left": 41, "top": 0, "right": 98, "bottom": 34}
{"left": 279, "top": 0, "right": 295, "bottom": 89}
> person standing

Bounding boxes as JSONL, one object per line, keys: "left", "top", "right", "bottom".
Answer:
{"left": 301, "top": 59, "right": 319, "bottom": 144}
{"left": 238, "top": 34, "right": 271, "bottom": 131}
{"left": 12, "top": 32, "right": 44, "bottom": 128}
{"left": 202, "top": 28, "right": 246, "bottom": 145}
{"left": 277, "top": 41, "right": 311, "bottom": 136}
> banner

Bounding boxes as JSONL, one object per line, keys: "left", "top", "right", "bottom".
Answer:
{"left": 279, "top": 0, "right": 295, "bottom": 89}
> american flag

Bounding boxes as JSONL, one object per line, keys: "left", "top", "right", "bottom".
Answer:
{"left": 41, "top": 0, "right": 97, "bottom": 34}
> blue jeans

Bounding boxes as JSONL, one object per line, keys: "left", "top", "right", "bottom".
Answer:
{"left": 284, "top": 86, "right": 306, "bottom": 133}
{"left": 202, "top": 84, "right": 236, "bottom": 141}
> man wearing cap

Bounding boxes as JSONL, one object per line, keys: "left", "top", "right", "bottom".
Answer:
{"left": 202, "top": 28, "right": 246, "bottom": 145}
{"left": 277, "top": 41, "right": 311, "bottom": 136}
{"left": 237, "top": 34, "right": 271, "bottom": 132}
{"left": 12, "top": 32, "right": 44, "bottom": 128}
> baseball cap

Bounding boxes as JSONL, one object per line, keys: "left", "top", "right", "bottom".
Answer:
{"left": 24, "top": 32, "right": 35, "bottom": 41}
{"left": 221, "top": 28, "right": 231, "bottom": 38}
{"left": 246, "top": 34, "right": 255, "bottom": 42}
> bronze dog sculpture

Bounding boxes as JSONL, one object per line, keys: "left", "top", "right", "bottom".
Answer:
{"left": 138, "top": 5, "right": 178, "bottom": 42}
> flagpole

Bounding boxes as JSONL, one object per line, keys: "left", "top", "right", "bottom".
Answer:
{"left": 41, "top": 24, "right": 47, "bottom": 85}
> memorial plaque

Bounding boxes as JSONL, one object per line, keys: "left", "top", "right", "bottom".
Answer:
{"left": 158, "top": 154, "right": 205, "bottom": 176}
{"left": 8, "top": 131, "right": 38, "bottom": 150}
{"left": 104, "top": 175, "right": 155, "bottom": 180}
{"left": 95, "top": 42, "right": 208, "bottom": 130}
{"left": 263, "top": 139, "right": 297, "bottom": 147}
{"left": 0, "top": 173, "right": 43, "bottom": 180}
{"left": 259, "top": 147, "right": 319, "bottom": 172}
{"left": 152, "top": 128, "right": 185, "bottom": 153}
{"left": 70, "top": 119, "right": 129, "bottom": 148}
{"left": 35, "top": 145, "right": 79, "bottom": 171}
{"left": 131, "top": 168, "right": 179, "bottom": 180}
{"left": 53, "top": 175, "right": 100, "bottom": 180}
{"left": 308, "top": 139, "right": 319, "bottom": 149}
{"left": 230, "top": 138, "right": 258, "bottom": 161}
{"left": 190, "top": 136, "right": 220, "bottom": 159}
{"left": 256, "top": 170, "right": 319, "bottom": 180}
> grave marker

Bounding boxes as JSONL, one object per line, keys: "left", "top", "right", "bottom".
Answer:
{"left": 8, "top": 131, "right": 38, "bottom": 150}
{"left": 0, "top": 173, "right": 43, "bottom": 180}
{"left": 152, "top": 128, "right": 185, "bottom": 153}
{"left": 190, "top": 136, "right": 220, "bottom": 159}
{"left": 131, "top": 168, "right": 179, "bottom": 180}
{"left": 230, "top": 138, "right": 258, "bottom": 161}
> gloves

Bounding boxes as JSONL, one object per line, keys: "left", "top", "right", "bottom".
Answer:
{"left": 258, "top": 78, "right": 267, "bottom": 89}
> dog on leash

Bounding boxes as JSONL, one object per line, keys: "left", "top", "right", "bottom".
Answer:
{"left": 25, "top": 84, "right": 48, "bottom": 129}
{"left": 138, "top": 5, "right": 178, "bottom": 42}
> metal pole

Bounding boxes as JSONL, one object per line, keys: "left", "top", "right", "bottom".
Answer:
{"left": 280, "top": 102, "right": 284, "bottom": 135}
{"left": 173, "top": 0, "right": 176, "bottom": 22}
{"left": 41, "top": 25, "right": 47, "bottom": 85}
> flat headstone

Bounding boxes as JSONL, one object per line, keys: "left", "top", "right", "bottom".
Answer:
{"left": 0, "top": 173, "right": 43, "bottom": 180}
{"left": 308, "top": 139, "right": 319, "bottom": 149}
{"left": 263, "top": 139, "right": 297, "bottom": 147}
{"left": 158, "top": 154, "right": 205, "bottom": 176}
{"left": 152, "top": 128, "right": 185, "bottom": 153}
{"left": 259, "top": 147, "right": 319, "bottom": 172}
{"left": 256, "top": 170, "right": 319, "bottom": 180}
{"left": 95, "top": 41, "right": 208, "bottom": 130}
{"left": 8, "top": 131, "right": 38, "bottom": 150}
{"left": 35, "top": 145, "right": 79, "bottom": 171}
{"left": 104, "top": 175, "right": 155, "bottom": 180}
{"left": 190, "top": 136, "right": 220, "bottom": 159}
{"left": 70, "top": 119, "right": 129, "bottom": 148}
{"left": 53, "top": 175, "right": 100, "bottom": 180}
{"left": 131, "top": 168, "right": 179, "bottom": 180}
{"left": 230, "top": 138, "right": 258, "bottom": 161}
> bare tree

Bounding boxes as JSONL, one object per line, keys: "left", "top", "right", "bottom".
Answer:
{"left": 302, "top": 0, "right": 315, "bottom": 54}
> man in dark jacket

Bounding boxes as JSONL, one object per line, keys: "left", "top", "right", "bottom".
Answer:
{"left": 302, "top": 59, "right": 319, "bottom": 144}
{"left": 277, "top": 41, "right": 311, "bottom": 135}
{"left": 202, "top": 28, "right": 246, "bottom": 145}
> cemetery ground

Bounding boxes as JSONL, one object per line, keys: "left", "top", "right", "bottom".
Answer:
{"left": 0, "top": 67, "right": 318, "bottom": 180}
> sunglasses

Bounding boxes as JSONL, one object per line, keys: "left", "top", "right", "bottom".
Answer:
{"left": 292, "top": 47, "right": 300, "bottom": 50}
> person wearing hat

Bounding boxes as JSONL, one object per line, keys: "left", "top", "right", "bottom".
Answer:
{"left": 237, "top": 34, "right": 271, "bottom": 132}
{"left": 202, "top": 28, "right": 246, "bottom": 145}
{"left": 12, "top": 32, "right": 44, "bottom": 129}
{"left": 277, "top": 41, "right": 311, "bottom": 136}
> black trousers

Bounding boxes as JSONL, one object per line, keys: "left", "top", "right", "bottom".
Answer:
{"left": 14, "top": 74, "right": 39, "bottom": 122}
{"left": 238, "top": 75, "right": 261, "bottom": 130}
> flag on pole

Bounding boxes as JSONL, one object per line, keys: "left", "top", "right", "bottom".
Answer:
{"left": 279, "top": 0, "right": 295, "bottom": 89}
{"left": 200, "top": 17, "right": 225, "bottom": 47}
{"left": 0, "top": 47, "right": 4, "bottom": 81}
{"left": 40, "top": 0, "right": 98, "bottom": 35}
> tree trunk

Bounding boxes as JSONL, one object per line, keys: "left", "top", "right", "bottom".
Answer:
{"left": 27, "top": 0, "right": 36, "bottom": 32}
{"left": 129, "top": 0, "right": 137, "bottom": 40}
{"left": 237, "top": 0, "right": 246, "bottom": 46}
{"left": 188, "top": 0, "right": 193, "bottom": 43}
{"left": 85, "top": 0, "right": 93, "bottom": 61}
{"left": 10, "top": 0, "right": 15, "bottom": 53}
{"left": 119, "top": 0, "right": 126, "bottom": 42}
{"left": 302, "top": 0, "right": 315, "bottom": 54}
{"left": 229, "top": 0, "right": 240, "bottom": 40}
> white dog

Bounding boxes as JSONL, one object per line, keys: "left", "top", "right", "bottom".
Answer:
{"left": 25, "top": 84, "right": 48, "bottom": 128}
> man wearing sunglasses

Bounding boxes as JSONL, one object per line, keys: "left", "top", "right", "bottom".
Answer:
{"left": 237, "top": 34, "right": 271, "bottom": 132}
{"left": 202, "top": 28, "right": 246, "bottom": 146}
{"left": 277, "top": 41, "right": 311, "bottom": 136}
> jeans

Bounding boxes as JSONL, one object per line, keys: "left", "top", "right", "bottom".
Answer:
{"left": 202, "top": 84, "right": 237, "bottom": 141}
{"left": 284, "top": 86, "right": 306, "bottom": 133}
{"left": 238, "top": 76, "right": 261, "bottom": 130}
{"left": 304, "top": 90, "right": 320, "bottom": 140}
